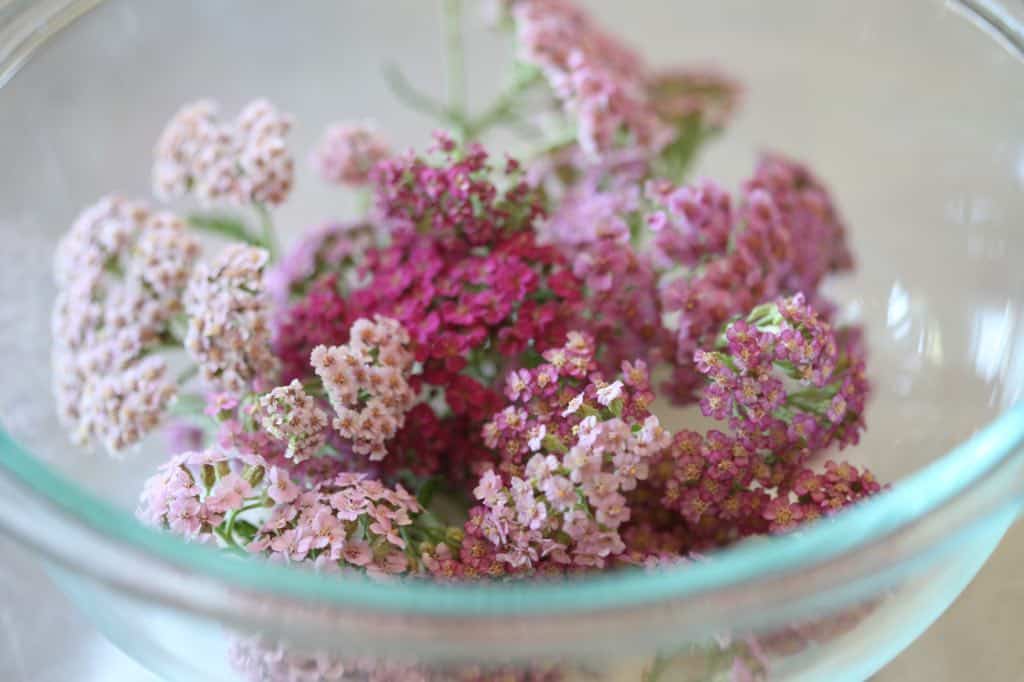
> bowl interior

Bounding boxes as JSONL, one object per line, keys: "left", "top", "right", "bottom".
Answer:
{"left": 0, "top": 0, "right": 1022, "bottom": 527}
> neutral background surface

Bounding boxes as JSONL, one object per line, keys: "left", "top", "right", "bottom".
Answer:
{"left": 2, "top": 526, "right": 1022, "bottom": 681}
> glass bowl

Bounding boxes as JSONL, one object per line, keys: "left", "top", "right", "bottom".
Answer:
{"left": 2, "top": 1, "right": 1024, "bottom": 680}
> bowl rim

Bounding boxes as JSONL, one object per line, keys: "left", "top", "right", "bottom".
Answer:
{"left": 2, "top": 0, "right": 1024, "bottom": 619}
{"left": 3, "top": 406, "right": 1024, "bottom": 616}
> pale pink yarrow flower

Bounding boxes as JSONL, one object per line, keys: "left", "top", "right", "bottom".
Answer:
{"left": 256, "top": 379, "right": 329, "bottom": 463}
{"left": 310, "top": 316, "right": 416, "bottom": 461}
{"left": 153, "top": 98, "right": 294, "bottom": 206}
{"left": 52, "top": 196, "right": 199, "bottom": 454}
{"left": 596, "top": 380, "right": 624, "bottom": 406}
{"left": 312, "top": 122, "right": 390, "bottom": 186}
{"left": 184, "top": 244, "right": 279, "bottom": 393}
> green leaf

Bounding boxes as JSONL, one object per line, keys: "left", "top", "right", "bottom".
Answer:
{"left": 416, "top": 476, "right": 443, "bottom": 508}
{"left": 188, "top": 213, "right": 262, "bottom": 246}
{"left": 233, "top": 520, "right": 259, "bottom": 542}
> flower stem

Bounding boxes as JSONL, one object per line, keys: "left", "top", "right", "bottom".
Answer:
{"left": 188, "top": 213, "right": 262, "bottom": 246}
{"left": 463, "top": 66, "right": 543, "bottom": 141}
{"left": 384, "top": 64, "right": 450, "bottom": 122}
{"left": 255, "top": 203, "right": 278, "bottom": 262}
{"left": 442, "top": 0, "right": 468, "bottom": 139}
{"left": 175, "top": 364, "right": 199, "bottom": 386}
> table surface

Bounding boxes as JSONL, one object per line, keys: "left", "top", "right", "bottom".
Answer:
{"left": 1, "top": 526, "right": 1022, "bottom": 682}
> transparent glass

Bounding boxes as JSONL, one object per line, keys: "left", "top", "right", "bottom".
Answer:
{"left": 1, "top": 1, "right": 1024, "bottom": 680}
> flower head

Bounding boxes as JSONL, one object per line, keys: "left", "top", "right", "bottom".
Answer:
{"left": 184, "top": 244, "right": 279, "bottom": 393}
{"left": 153, "top": 99, "right": 294, "bottom": 206}
{"left": 310, "top": 316, "right": 416, "bottom": 461}
{"left": 312, "top": 122, "right": 390, "bottom": 186}
{"left": 256, "top": 380, "right": 329, "bottom": 463}
{"left": 52, "top": 196, "right": 199, "bottom": 453}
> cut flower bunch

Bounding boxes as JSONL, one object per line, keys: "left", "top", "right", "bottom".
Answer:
{"left": 50, "top": 1, "right": 880, "bottom": 679}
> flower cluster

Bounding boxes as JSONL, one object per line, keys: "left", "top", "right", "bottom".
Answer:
{"left": 229, "top": 635, "right": 561, "bottom": 682}
{"left": 138, "top": 446, "right": 278, "bottom": 543}
{"left": 346, "top": 139, "right": 581, "bottom": 426}
{"left": 745, "top": 153, "right": 854, "bottom": 295}
{"left": 539, "top": 170, "right": 668, "bottom": 372}
{"left": 654, "top": 155, "right": 853, "bottom": 403}
{"left": 76, "top": 358, "right": 179, "bottom": 454}
{"left": 623, "top": 295, "right": 873, "bottom": 549}
{"left": 138, "top": 446, "right": 427, "bottom": 578}
{"left": 51, "top": 5, "right": 892, "bottom": 678}
{"left": 52, "top": 196, "right": 199, "bottom": 452}
{"left": 513, "top": 0, "right": 671, "bottom": 157}
{"left": 255, "top": 379, "right": 329, "bottom": 464}
{"left": 468, "top": 333, "right": 669, "bottom": 571}
{"left": 645, "top": 177, "right": 733, "bottom": 268}
{"left": 648, "top": 67, "right": 743, "bottom": 131}
{"left": 185, "top": 244, "right": 279, "bottom": 393}
{"left": 265, "top": 219, "right": 378, "bottom": 304}
{"left": 696, "top": 293, "right": 868, "bottom": 451}
{"left": 311, "top": 316, "right": 417, "bottom": 461}
{"left": 312, "top": 122, "right": 391, "bottom": 186}
{"left": 371, "top": 134, "right": 544, "bottom": 250}
{"left": 245, "top": 472, "right": 422, "bottom": 579}
{"left": 153, "top": 99, "right": 294, "bottom": 206}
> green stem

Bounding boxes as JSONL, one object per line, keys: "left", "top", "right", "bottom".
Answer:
{"left": 170, "top": 393, "right": 206, "bottom": 418}
{"left": 254, "top": 203, "right": 278, "bottom": 262}
{"left": 384, "top": 64, "right": 451, "bottom": 123}
{"left": 442, "top": 0, "right": 467, "bottom": 139}
{"left": 221, "top": 500, "right": 267, "bottom": 548}
{"left": 188, "top": 213, "right": 262, "bottom": 246}
{"left": 463, "top": 68, "right": 542, "bottom": 141}
{"left": 175, "top": 364, "right": 198, "bottom": 386}
{"left": 356, "top": 188, "right": 372, "bottom": 217}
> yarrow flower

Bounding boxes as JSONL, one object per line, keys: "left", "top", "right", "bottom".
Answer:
{"left": 345, "top": 138, "right": 581, "bottom": 423}
{"left": 255, "top": 380, "right": 329, "bottom": 464}
{"left": 153, "top": 98, "right": 294, "bottom": 206}
{"left": 52, "top": 196, "right": 200, "bottom": 453}
{"left": 654, "top": 154, "right": 854, "bottom": 403}
{"left": 311, "top": 122, "right": 391, "bottom": 186}
{"left": 696, "top": 293, "right": 868, "bottom": 451}
{"left": 468, "top": 331, "right": 670, "bottom": 572}
{"left": 246, "top": 471, "right": 422, "bottom": 578}
{"left": 647, "top": 67, "right": 743, "bottom": 131}
{"left": 623, "top": 294, "right": 875, "bottom": 551}
{"left": 538, "top": 167, "right": 669, "bottom": 373}
{"left": 229, "top": 635, "right": 561, "bottom": 682}
{"left": 512, "top": 0, "right": 672, "bottom": 157}
{"left": 310, "top": 316, "right": 416, "bottom": 461}
{"left": 185, "top": 244, "right": 279, "bottom": 393}
{"left": 139, "top": 446, "right": 426, "bottom": 578}
{"left": 265, "top": 220, "right": 378, "bottom": 304}
{"left": 137, "top": 445, "right": 275, "bottom": 542}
